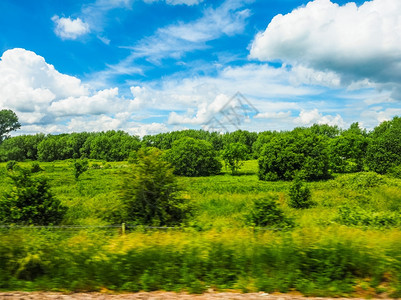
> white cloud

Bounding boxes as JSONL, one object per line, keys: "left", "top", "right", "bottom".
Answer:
{"left": 294, "top": 109, "right": 346, "bottom": 127}
{"left": 49, "top": 88, "right": 121, "bottom": 116}
{"left": 0, "top": 48, "right": 133, "bottom": 132}
{"left": 255, "top": 111, "right": 292, "bottom": 119}
{"left": 128, "top": 122, "right": 169, "bottom": 137}
{"left": 124, "top": 0, "right": 251, "bottom": 63}
{"left": 0, "top": 48, "right": 88, "bottom": 115}
{"left": 250, "top": 0, "right": 401, "bottom": 98}
{"left": 52, "top": 16, "right": 90, "bottom": 40}
{"left": 67, "top": 115, "right": 124, "bottom": 132}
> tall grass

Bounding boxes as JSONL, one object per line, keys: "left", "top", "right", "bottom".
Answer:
{"left": 1, "top": 160, "right": 401, "bottom": 296}
{"left": 0, "top": 228, "right": 401, "bottom": 296}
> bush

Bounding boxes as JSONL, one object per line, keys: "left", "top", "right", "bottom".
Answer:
{"left": 0, "top": 168, "right": 66, "bottom": 225}
{"left": 165, "top": 137, "right": 221, "bottom": 177}
{"left": 73, "top": 159, "right": 89, "bottom": 180}
{"left": 121, "top": 148, "right": 191, "bottom": 226}
{"left": 30, "top": 162, "right": 43, "bottom": 173}
{"left": 289, "top": 177, "right": 313, "bottom": 209}
{"left": 246, "top": 195, "right": 294, "bottom": 228}
{"left": 5, "top": 160, "right": 17, "bottom": 171}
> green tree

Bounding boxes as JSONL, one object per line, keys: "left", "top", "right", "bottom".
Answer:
{"left": 222, "top": 142, "right": 248, "bottom": 175}
{"left": 366, "top": 117, "right": 401, "bottom": 174}
{"left": 258, "top": 130, "right": 330, "bottom": 181}
{"left": 121, "top": 148, "right": 190, "bottom": 226}
{"left": 0, "top": 109, "right": 21, "bottom": 143}
{"left": 0, "top": 167, "right": 66, "bottom": 225}
{"left": 329, "top": 122, "right": 368, "bottom": 173}
{"left": 165, "top": 137, "right": 222, "bottom": 177}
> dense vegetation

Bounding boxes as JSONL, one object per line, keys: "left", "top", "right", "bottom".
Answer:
{"left": 1, "top": 114, "right": 401, "bottom": 296}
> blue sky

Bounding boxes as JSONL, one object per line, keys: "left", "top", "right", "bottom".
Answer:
{"left": 1, "top": 0, "right": 401, "bottom": 136}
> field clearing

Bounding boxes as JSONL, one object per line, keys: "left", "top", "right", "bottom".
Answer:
{"left": 1, "top": 160, "right": 401, "bottom": 296}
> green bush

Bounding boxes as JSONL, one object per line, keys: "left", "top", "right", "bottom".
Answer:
{"left": 73, "top": 159, "right": 89, "bottom": 180}
{"left": 246, "top": 195, "right": 294, "bottom": 228}
{"left": 5, "top": 160, "right": 17, "bottom": 171}
{"left": 0, "top": 168, "right": 66, "bottom": 225}
{"left": 30, "top": 162, "right": 43, "bottom": 173}
{"left": 289, "top": 177, "right": 313, "bottom": 209}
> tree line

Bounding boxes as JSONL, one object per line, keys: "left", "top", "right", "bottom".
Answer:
{"left": 1, "top": 108, "right": 401, "bottom": 178}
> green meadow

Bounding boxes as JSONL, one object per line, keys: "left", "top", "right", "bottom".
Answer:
{"left": 1, "top": 159, "right": 401, "bottom": 296}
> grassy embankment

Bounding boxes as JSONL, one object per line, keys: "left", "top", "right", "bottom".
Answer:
{"left": 0, "top": 160, "right": 401, "bottom": 296}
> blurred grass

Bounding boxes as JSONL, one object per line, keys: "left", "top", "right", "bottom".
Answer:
{"left": 0, "top": 159, "right": 401, "bottom": 295}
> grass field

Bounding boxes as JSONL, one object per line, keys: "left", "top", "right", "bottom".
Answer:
{"left": 1, "top": 160, "right": 401, "bottom": 296}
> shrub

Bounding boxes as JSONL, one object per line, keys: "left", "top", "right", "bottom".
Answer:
{"left": 289, "top": 177, "right": 313, "bottom": 209}
{"left": 30, "top": 162, "right": 43, "bottom": 173}
{"left": 73, "top": 159, "right": 89, "bottom": 180}
{"left": 121, "top": 148, "right": 191, "bottom": 226}
{"left": 5, "top": 160, "right": 17, "bottom": 171}
{"left": 165, "top": 137, "right": 221, "bottom": 177}
{"left": 0, "top": 168, "right": 66, "bottom": 225}
{"left": 246, "top": 195, "right": 294, "bottom": 228}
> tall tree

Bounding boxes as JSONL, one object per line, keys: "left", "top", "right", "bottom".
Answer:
{"left": 0, "top": 109, "right": 21, "bottom": 143}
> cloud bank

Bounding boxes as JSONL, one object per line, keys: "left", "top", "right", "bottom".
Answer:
{"left": 250, "top": 0, "right": 401, "bottom": 97}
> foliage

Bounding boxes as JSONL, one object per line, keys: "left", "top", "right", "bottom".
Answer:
{"left": 73, "top": 159, "right": 89, "bottom": 180}
{"left": 336, "top": 205, "right": 400, "bottom": 228}
{"left": 82, "top": 130, "right": 141, "bottom": 161}
{"left": 5, "top": 160, "right": 17, "bottom": 171}
{"left": 246, "top": 195, "right": 294, "bottom": 228}
{"left": 222, "top": 142, "right": 248, "bottom": 175}
{"left": 120, "top": 148, "right": 191, "bottom": 226}
{"left": 258, "top": 129, "right": 330, "bottom": 181}
{"left": 0, "top": 167, "right": 66, "bottom": 225}
{"left": 329, "top": 123, "right": 368, "bottom": 173}
{"left": 30, "top": 162, "right": 43, "bottom": 173}
{"left": 222, "top": 130, "right": 258, "bottom": 154}
{"left": 165, "top": 137, "right": 222, "bottom": 177}
{"left": 0, "top": 109, "right": 21, "bottom": 143}
{"left": 0, "top": 229, "right": 400, "bottom": 296}
{"left": 289, "top": 176, "right": 313, "bottom": 209}
{"left": 0, "top": 134, "right": 45, "bottom": 162}
{"left": 366, "top": 116, "right": 401, "bottom": 174}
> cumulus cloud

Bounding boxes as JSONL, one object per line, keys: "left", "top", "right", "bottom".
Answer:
{"left": 0, "top": 48, "right": 88, "bottom": 114}
{"left": 250, "top": 0, "right": 401, "bottom": 97}
{"left": 294, "top": 109, "right": 346, "bottom": 127}
{"left": 0, "top": 48, "right": 132, "bottom": 132}
{"left": 52, "top": 16, "right": 90, "bottom": 39}
{"left": 49, "top": 88, "right": 120, "bottom": 116}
